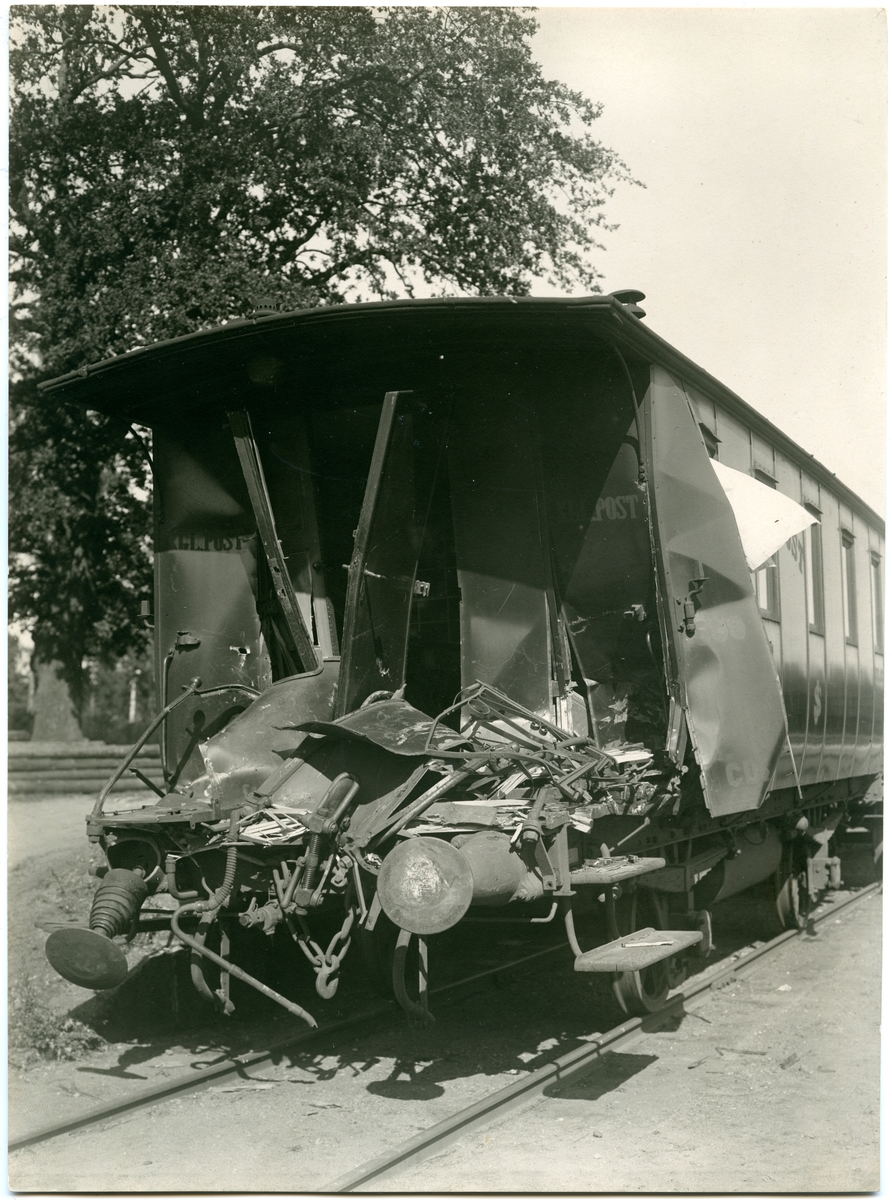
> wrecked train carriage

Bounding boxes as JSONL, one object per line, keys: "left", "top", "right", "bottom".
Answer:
{"left": 42, "top": 294, "right": 883, "bottom": 1020}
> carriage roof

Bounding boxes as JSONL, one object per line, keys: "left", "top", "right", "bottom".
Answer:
{"left": 40, "top": 293, "right": 882, "bottom": 532}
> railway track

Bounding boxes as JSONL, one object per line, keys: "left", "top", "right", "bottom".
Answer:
{"left": 10, "top": 881, "right": 879, "bottom": 1177}
{"left": 324, "top": 881, "right": 882, "bottom": 1192}
{"left": 8, "top": 942, "right": 565, "bottom": 1153}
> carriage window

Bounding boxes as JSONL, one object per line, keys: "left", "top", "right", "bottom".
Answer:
{"left": 752, "top": 471, "right": 780, "bottom": 620}
{"left": 842, "top": 531, "right": 857, "bottom": 644}
{"left": 804, "top": 510, "right": 824, "bottom": 634}
{"left": 754, "top": 556, "right": 780, "bottom": 620}
{"left": 871, "top": 551, "right": 883, "bottom": 653}
{"left": 699, "top": 423, "right": 720, "bottom": 460}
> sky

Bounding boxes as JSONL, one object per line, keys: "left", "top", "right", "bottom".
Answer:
{"left": 529, "top": 6, "right": 886, "bottom": 515}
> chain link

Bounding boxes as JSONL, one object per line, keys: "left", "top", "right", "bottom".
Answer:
{"left": 293, "top": 907, "right": 355, "bottom": 999}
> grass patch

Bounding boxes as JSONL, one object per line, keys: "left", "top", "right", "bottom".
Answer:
{"left": 9, "top": 975, "right": 106, "bottom": 1063}
{"left": 47, "top": 860, "right": 100, "bottom": 917}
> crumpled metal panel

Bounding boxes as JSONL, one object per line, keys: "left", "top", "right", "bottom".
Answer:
{"left": 645, "top": 366, "right": 786, "bottom": 815}
{"left": 259, "top": 734, "right": 423, "bottom": 819}
{"left": 299, "top": 697, "right": 468, "bottom": 756}
{"left": 200, "top": 660, "right": 340, "bottom": 807}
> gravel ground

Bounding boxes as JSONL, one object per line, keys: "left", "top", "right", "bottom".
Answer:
{"left": 8, "top": 882, "right": 881, "bottom": 1193}
{"left": 7, "top": 792, "right": 97, "bottom": 867}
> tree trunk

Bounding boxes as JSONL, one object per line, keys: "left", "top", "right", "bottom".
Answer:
{"left": 30, "top": 657, "right": 83, "bottom": 741}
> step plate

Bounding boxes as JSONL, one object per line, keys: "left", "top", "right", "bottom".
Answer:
{"left": 574, "top": 927, "right": 703, "bottom": 973}
{"left": 569, "top": 856, "right": 666, "bottom": 885}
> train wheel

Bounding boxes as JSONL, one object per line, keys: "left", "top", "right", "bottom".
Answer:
{"left": 611, "top": 887, "right": 672, "bottom": 1016}
{"left": 775, "top": 870, "right": 810, "bottom": 931}
{"left": 766, "top": 847, "right": 811, "bottom": 934}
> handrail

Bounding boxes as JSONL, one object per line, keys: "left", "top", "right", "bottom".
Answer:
{"left": 92, "top": 679, "right": 260, "bottom": 818}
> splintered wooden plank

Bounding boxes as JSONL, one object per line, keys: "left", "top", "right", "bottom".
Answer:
{"left": 569, "top": 856, "right": 666, "bottom": 885}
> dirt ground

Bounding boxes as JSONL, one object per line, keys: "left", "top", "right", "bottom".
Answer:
{"left": 6, "top": 791, "right": 883, "bottom": 1195}
{"left": 388, "top": 889, "right": 883, "bottom": 1193}
{"left": 7, "top": 791, "right": 98, "bottom": 867}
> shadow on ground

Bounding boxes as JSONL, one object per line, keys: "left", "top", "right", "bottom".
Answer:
{"left": 56, "top": 901, "right": 756, "bottom": 1100}
{"left": 20, "top": 835, "right": 877, "bottom": 1095}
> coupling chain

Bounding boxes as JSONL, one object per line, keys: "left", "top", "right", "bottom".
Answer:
{"left": 295, "top": 908, "right": 356, "bottom": 999}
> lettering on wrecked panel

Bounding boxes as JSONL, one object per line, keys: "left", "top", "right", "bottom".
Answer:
{"left": 174, "top": 533, "right": 256, "bottom": 552}
{"left": 591, "top": 494, "right": 641, "bottom": 521}
{"left": 812, "top": 679, "right": 823, "bottom": 726}
{"left": 724, "top": 760, "right": 760, "bottom": 787}
{"left": 786, "top": 532, "right": 806, "bottom": 575}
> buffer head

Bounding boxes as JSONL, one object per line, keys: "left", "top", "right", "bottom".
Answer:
{"left": 45, "top": 926, "right": 129, "bottom": 990}
{"left": 377, "top": 836, "right": 474, "bottom": 935}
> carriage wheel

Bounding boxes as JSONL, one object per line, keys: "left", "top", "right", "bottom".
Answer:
{"left": 765, "top": 845, "right": 811, "bottom": 934}
{"left": 611, "top": 886, "right": 673, "bottom": 1016}
{"left": 774, "top": 865, "right": 810, "bottom": 931}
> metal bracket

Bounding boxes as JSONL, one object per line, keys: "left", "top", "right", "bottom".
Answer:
{"left": 533, "top": 838, "right": 556, "bottom": 892}
{"left": 678, "top": 577, "right": 708, "bottom": 637}
{"left": 550, "top": 824, "right": 575, "bottom": 897}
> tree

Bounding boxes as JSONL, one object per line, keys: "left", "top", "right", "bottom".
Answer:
{"left": 9, "top": 5, "right": 637, "bottom": 737}
{"left": 8, "top": 385, "right": 153, "bottom": 739}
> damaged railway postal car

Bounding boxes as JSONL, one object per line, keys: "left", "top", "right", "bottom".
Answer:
{"left": 41, "top": 293, "right": 883, "bottom": 1023}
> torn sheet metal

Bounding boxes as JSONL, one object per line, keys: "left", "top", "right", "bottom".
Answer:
{"left": 645, "top": 366, "right": 786, "bottom": 816}
{"left": 200, "top": 660, "right": 340, "bottom": 806}
{"left": 298, "top": 697, "right": 470, "bottom": 756}
{"left": 711, "top": 460, "right": 818, "bottom": 570}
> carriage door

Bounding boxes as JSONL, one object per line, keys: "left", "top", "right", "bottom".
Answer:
{"left": 336, "top": 391, "right": 449, "bottom": 717}
{"left": 643, "top": 365, "right": 786, "bottom": 815}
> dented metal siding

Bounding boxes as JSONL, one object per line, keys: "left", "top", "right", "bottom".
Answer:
{"left": 851, "top": 512, "right": 875, "bottom": 778}
{"left": 153, "top": 420, "right": 272, "bottom": 782}
{"left": 644, "top": 366, "right": 786, "bottom": 815}
{"left": 772, "top": 453, "right": 810, "bottom": 792}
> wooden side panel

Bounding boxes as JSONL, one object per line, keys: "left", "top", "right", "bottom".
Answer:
{"left": 708, "top": 403, "right": 883, "bottom": 793}
{"left": 800, "top": 478, "right": 827, "bottom": 788}
{"left": 851, "top": 514, "right": 875, "bottom": 777}
{"left": 714, "top": 407, "right": 752, "bottom": 473}
{"left": 867, "top": 526, "right": 885, "bottom": 775}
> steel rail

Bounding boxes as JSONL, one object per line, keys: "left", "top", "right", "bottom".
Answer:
{"left": 8, "top": 942, "right": 565, "bottom": 1153}
{"left": 10, "top": 883, "right": 878, "bottom": 1159}
{"left": 324, "top": 882, "right": 882, "bottom": 1193}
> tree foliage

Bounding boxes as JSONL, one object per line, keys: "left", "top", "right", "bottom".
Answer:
{"left": 9, "top": 375, "right": 153, "bottom": 718}
{"left": 8, "top": 5, "right": 636, "bottom": 724}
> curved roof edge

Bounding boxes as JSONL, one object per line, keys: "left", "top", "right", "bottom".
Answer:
{"left": 38, "top": 293, "right": 883, "bottom": 532}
